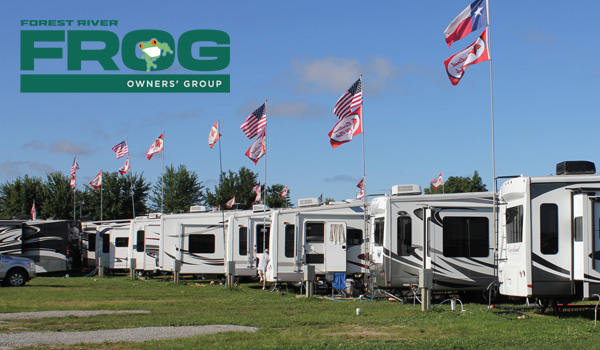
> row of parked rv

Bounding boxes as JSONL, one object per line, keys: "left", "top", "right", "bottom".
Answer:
{"left": 2, "top": 161, "right": 600, "bottom": 301}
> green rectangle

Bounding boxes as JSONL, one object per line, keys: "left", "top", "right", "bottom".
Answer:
{"left": 21, "top": 74, "right": 230, "bottom": 93}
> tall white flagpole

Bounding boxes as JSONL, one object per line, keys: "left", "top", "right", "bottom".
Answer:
{"left": 100, "top": 169, "right": 103, "bottom": 223}
{"left": 217, "top": 119, "right": 226, "bottom": 249}
{"left": 263, "top": 100, "right": 268, "bottom": 253}
{"left": 359, "top": 75, "right": 368, "bottom": 281}
{"left": 126, "top": 135, "right": 135, "bottom": 219}
{"left": 161, "top": 130, "right": 164, "bottom": 215}
{"left": 485, "top": 0, "right": 498, "bottom": 254}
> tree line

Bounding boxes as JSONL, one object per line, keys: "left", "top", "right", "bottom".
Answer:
{"left": 0, "top": 165, "right": 292, "bottom": 221}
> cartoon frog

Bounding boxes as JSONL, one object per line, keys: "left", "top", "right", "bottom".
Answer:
{"left": 138, "top": 39, "right": 173, "bottom": 72}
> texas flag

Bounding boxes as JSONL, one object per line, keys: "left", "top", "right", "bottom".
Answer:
{"left": 444, "top": 0, "right": 487, "bottom": 47}
{"left": 328, "top": 106, "right": 362, "bottom": 149}
{"left": 444, "top": 29, "right": 489, "bottom": 86}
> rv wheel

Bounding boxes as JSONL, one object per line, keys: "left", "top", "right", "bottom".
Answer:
{"left": 4, "top": 269, "right": 27, "bottom": 287}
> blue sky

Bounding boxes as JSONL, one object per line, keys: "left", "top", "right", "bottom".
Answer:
{"left": 2, "top": 1, "right": 599, "bottom": 205}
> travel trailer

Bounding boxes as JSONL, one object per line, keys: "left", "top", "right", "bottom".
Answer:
{"left": 498, "top": 161, "right": 600, "bottom": 300}
{"left": 0, "top": 220, "right": 82, "bottom": 273}
{"left": 128, "top": 214, "right": 161, "bottom": 274}
{"left": 368, "top": 185, "right": 496, "bottom": 294}
{"left": 267, "top": 199, "right": 368, "bottom": 291}
{"left": 95, "top": 220, "right": 132, "bottom": 270}
{"left": 225, "top": 206, "right": 272, "bottom": 278}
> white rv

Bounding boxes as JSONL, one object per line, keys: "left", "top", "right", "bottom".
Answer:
{"left": 128, "top": 214, "right": 161, "bottom": 274}
{"left": 95, "top": 220, "right": 132, "bottom": 270}
{"left": 267, "top": 199, "right": 368, "bottom": 288}
{"left": 498, "top": 161, "right": 600, "bottom": 300}
{"left": 159, "top": 209, "right": 229, "bottom": 276}
{"left": 225, "top": 206, "right": 272, "bottom": 278}
{"left": 368, "top": 185, "right": 496, "bottom": 293}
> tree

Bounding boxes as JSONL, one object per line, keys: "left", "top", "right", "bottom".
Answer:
{"left": 81, "top": 171, "right": 150, "bottom": 220}
{"left": 150, "top": 164, "right": 204, "bottom": 214}
{"left": 0, "top": 175, "right": 44, "bottom": 219}
{"left": 205, "top": 167, "right": 259, "bottom": 210}
{"left": 265, "top": 184, "right": 293, "bottom": 208}
{"left": 424, "top": 171, "right": 487, "bottom": 194}
{"left": 323, "top": 197, "right": 336, "bottom": 205}
{"left": 42, "top": 171, "right": 79, "bottom": 220}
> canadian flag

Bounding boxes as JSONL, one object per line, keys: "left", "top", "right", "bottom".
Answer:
{"left": 147, "top": 133, "right": 164, "bottom": 160}
{"left": 280, "top": 185, "right": 288, "bottom": 199}
{"left": 431, "top": 172, "right": 444, "bottom": 190}
{"left": 226, "top": 196, "right": 235, "bottom": 208}
{"left": 252, "top": 184, "right": 261, "bottom": 204}
{"left": 208, "top": 121, "right": 221, "bottom": 149}
{"left": 118, "top": 156, "right": 130, "bottom": 175}
{"left": 356, "top": 178, "right": 365, "bottom": 200}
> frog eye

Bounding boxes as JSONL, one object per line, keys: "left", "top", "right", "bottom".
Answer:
{"left": 139, "top": 43, "right": 143, "bottom": 49}
{"left": 151, "top": 39, "right": 157, "bottom": 45}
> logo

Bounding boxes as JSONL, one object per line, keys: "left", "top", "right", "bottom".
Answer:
{"left": 20, "top": 20, "right": 230, "bottom": 93}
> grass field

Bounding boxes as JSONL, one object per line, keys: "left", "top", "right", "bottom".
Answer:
{"left": 1, "top": 275, "right": 599, "bottom": 349}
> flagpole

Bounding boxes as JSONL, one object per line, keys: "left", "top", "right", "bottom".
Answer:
{"left": 217, "top": 119, "right": 226, "bottom": 246}
{"left": 358, "top": 75, "right": 368, "bottom": 282}
{"left": 262, "top": 100, "right": 268, "bottom": 252}
{"left": 127, "top": 135, "right": 136, "bottom": 219}
{"left": 161, "top": 130, "right": 164, "bottom": 215}
{"left": 100, "top": 169, "right": 103, "bottom": 223}
{"left": 485, "top": 0, "right": 498, "bottom": 255}
{"left": 73, "top": 155, "right": 77, "bottom": 221}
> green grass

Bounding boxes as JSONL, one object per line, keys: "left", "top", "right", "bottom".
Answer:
{"left": 1, "top": 276, "right": 600, "bottom": 349}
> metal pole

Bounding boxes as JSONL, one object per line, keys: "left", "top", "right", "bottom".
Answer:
{"left": 126, "top": 135, "right": 135, "bottom": 218}
{"left": 100, "top": 170, "right": 103, "bottom": 223}
{"left": 161, "top": 130, "right": 164, "bottom": 215}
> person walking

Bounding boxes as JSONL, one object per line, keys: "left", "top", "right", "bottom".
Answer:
{"left": 254, "top": 248, "right": 270, "bottom": 290}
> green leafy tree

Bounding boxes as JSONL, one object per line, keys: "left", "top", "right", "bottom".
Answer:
{"left": 150, "top": 164, "right": 204, "bottom": 214}
{"left": 323, "top": 196, "right": 336, "bottom": 205}
{"left": 424, "top": 171, "right": 487, "bottom": 194}
{"left": 82, "top": 172, "right": 150, "bottom": 220}
{"left": 205, "top": 167, "right": 259, "bottom": 210}
{"left": 0, "top": 175, "right": 44, "bottom": 219}
{"left": 265, "top": 184, "right": 292, "bottom": 208}
{"left": 42, "top": 171, "right": 79, "bottom": 220}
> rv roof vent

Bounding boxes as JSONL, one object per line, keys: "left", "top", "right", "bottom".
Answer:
{"left": 252, "top": 204, "right": 270, "bottom": 212}
{"left": 298, "top": 198, "right": 321, "bottom": 207}
{"left": 391, "top": 184, "right": 422, "bottom": 196}
{"left": 190, "top": 205, "right": 209, "bottom": 213}
{"left": 556, "top": 161, "right": 596, "bottom": 175}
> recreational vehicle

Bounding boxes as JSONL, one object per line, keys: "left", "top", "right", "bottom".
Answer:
{"left": 0, "top": 220, "right": 82, "bottom": 273}
{"left": 267, "top": 199, "right": 368, "bottom": 291}
{"left": 95, "top": 220, "right": 132, "bottom": 270}
{"left": 368, "top": 186, "right": 496, "bottom": 294}
{"left": 225, "top": 206, "right": 272, "bottom": 278}
{"left": 128, "top": 214, "right": 161, "bottom": 274}
{"left": 498, "top": 161, "right": 600, "bottom": 300}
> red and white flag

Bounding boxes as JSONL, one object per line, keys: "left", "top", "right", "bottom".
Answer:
{"left": 431, "top": 172, "right": 444, "bottom": 190}
{"left": 226, "top": 196, "right": 235, "bottom": 208}
{"left": 111, "top": 140, "right": 129, "bottom": 159}
{"left": 333, "top": 77, "right": 362, "bottom": 120}
{"left": 70, "top": 176, "right": 76, "bottom": 189}
{"left": 147, "top": 133, "right": 164, "bottom": 160}
{"left": 280, "top": 185, "right": 288, "bottom": 199}
{"left": 240, "top": 103, "right": 267, "bottom": 139}
{"left": 356, "top": 178, "right": 365, "bottom": 200}
{"left": 70, "top": 157, "right": 79, "bottom": 177}
{"left": 444, "top": 0, "right": 487, "bottom": 47}
{"left": 208, "top": 121, "right": 221, "bottom": 149}
{"left": 118, "top": 156, "right": 130, "bottom": 175}
{"left": 329, "top": 106, "right": 362, "bottom": 149}
{"left": 252, "top": 184, "right": 262, "bottom": 204}
{"left": 212, "top": 205, "right": 220, "bottom": 212}
{"left": 245, "top": 130, "right": 266, "bottom": 165}
{"left": 90, "top": 171, "right": 103, "bottom": 190}
{"left": 444, "top": 29, "right": 489, "bottom": 86}
{"left": 31, "top": 200, "right": 36, "bottom": 220}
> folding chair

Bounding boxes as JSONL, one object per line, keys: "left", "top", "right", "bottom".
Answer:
{"left": 332, "top": 272, "right": 347, "bottom": 297}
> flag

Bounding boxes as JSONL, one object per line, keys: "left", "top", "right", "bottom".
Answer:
{"left": 318, "top": 193, "right": 323, "bottom": 204}
{"left": 280, "top": 185, "right": 288, "bottom": 199}
{"left": 70, "top": 157, "right": 79, "bottom": 177}
{"left": 111, "top": 140, "right": 129, "bottom": 159}
{"left": 252, "top": 183, "right": 262, "bottom": 204}
{"left": 329, "top": 106, "right": 363, "bottom": 149}
{"left": 240, "top": 103, "right": 267, "bottom": 139}
{"left": 356, "top": 178, "right": 365, "bottom": 200}
{"left": 444, "top": 29, "right": 489, "bottom": 86}
{"left": 70, "top": 176, "right": 76, "bottom": 189}
{"left": 208, "top": 121, "right": 221, "bottom": 148}
{"left": 444, "top": 0, "right": 487, "bottom": 47}
{"left": 431, "top": 172, "right": 444, "bottom": 190}
{"left": 245, "top": 130, "right": 266, "bottom": 165}
{"left": 90, "top": 171, "right": 103, "bottom": 190}
{"left": 147, "top": 133, "right": 164, "bottom": 160}
{"left": 212, "top": 205, "right": 220, "bottom": 212}
{"left": 333, "top": 77, "right": 362, "bottom": 120}
{"left": 118, "top": 156, "right": 130, "bottom": 175}
{"left": 226, "top": 196, "right": 235, "bottom": 208}
{"left": 31, "top": 200, "right": 36, "bottom": 220}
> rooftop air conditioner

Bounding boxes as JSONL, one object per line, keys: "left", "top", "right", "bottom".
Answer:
{"left": 391, "top": 184, "right": 422, "bottom": 196}
{"left": 190, "top": 205, "right": 209, "bottom": 213}
{"left": 298, "top": 198, "right": 321, "bottom": 207}
{"left": 556, "top": 161, "right": 596, "bottom": 175}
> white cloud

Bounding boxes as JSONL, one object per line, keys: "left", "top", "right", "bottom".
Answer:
{"left": 25, "top": 140, "right": 93, "bottom": 155}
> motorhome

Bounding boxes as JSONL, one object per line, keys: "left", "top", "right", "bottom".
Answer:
{"left": 266, "top": 199, "right": 368, "bottom": 291}
{"left": 0, "top": 220, "right": 82, "bottom": 273}
{"left": 368, "top": 185, "right": 496, "bottom": 294}
{"left": 128, "top": 214, "right": 161, "bottom": 274}
{"left": 95, "top": 220, "right": 132, "bottom": 270}
{"left": 498, "top": 161, "right": 600, "bottom": 300}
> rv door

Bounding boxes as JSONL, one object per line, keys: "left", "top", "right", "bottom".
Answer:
{"left": 325, "top": 222, "right": 347, "bottom": 272}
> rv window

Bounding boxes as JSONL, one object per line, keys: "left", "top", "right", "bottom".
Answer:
{"left": 189, "top": 234, "right": 215, "bottom": 254}
{"left": 256, "top": 224, "right": 270, "bottom": 253}
{"left": 306, "top": 222, "right": 324, "bottom": 243}
{"left": 115, "top": 237, "right": 128, "bottom": 248}
{"left": 102, "top": 234, "right": 110, "bottom": 253}
{"left": 239, "top": 227, "right": 248, "bottom": 256}
{"left": 88, "top": 233, "right": 96, "bottom": 252}
{"left": 374, "top": 218, "right": 384, "bottom": 246}
{"left": 506, "top": 206, "right": 523, "bottom": 243}
{"left": 397, "top": 216, "right": 412, "bottom": 256}
{"left": 443, "top": 217, "right": 489, "bottom": 258}
{"left": 285, "top": 224, "right": 295, "bottom": 258}
{"left": 574, "top": 217, "right": 583, "bottom": 242}
{"left": 347, "top": 228, "right": 363, "bottom": 245}
{"left": 540, "top": 203, "right": 559, "bottom": 254}
{"left": 136, "top": 230, "right": 145, "bottom": 252}
{"left": 305, "top": 253, "right": 324, "bottom": 264}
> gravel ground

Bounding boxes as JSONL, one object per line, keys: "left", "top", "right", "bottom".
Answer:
{"left": 0, "top": 311, "right": 258, "bottom": 349}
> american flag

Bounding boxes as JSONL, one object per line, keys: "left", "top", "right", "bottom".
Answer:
{"left": 112, "top": 140, "right": 129, "bottom": 159}
{"left": 70, "top": 157, "right": 79, "bottom": 177}
{"left": 333, "top": 77, "right": 362, "bottom": 120}
{"left": 240, "top": 102, "right": 267, "bottom": 139}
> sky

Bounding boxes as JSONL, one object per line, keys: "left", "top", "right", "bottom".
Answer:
{"left": 2, "top": 1, "right": 599, "bottom": 207}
